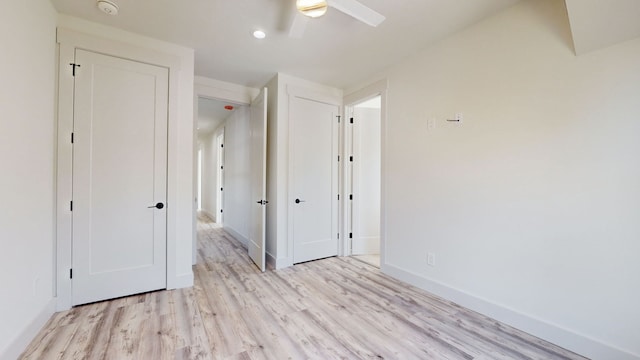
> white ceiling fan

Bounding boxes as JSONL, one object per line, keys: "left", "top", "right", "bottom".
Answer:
{"left": 289, "top": 0, "right": 386, "bottom": 38}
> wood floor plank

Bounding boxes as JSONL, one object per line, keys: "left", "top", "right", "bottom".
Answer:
{"left": 19, "top": 217, "right": 588, "bottom": 360}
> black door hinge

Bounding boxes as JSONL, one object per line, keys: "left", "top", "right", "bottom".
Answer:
{"left": 337, "top": 194, "right": 340, "bottom": 200}
{"left": 220, "top": 166, "right": 223, "bottom": 170}
{"left": 337, "top": 115, "right": 341, "bottom": 123}
{"left": 220, "top": 187, "right": 223, "bottom": 191}
{"left": 71, "top": 133, "right": 74, "bottom": 144}
{"left": 220, "top": 209, "right": 223, "bottom": 213}
{"left": 349, "top": 194, "right": 353, "bottom": 200}
{"left": 350, "top": 156, "right": 354, "bottom": 162}
{"left": 69, "top": 269, "right": 73, "bottom": 279}
{"left": 220, "top": 144, "right": 224, "bottom": 148}
{"left": 350, "top": 117, "right": 354, "bottom": 124}
{"left": 349, "top": 233, "right": 353, "bottom": 239}
{"left": 70, "top": 201, "right": 73, "bottom": 211}
{"left": 69, "top": 63, "right": 81, "bottom": 76}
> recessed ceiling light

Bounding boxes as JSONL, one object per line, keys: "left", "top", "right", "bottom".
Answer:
{"left": 97, "top": 0, "right": 119, "bottom": 15}
{"left": 253, "top": 30, "right": 266, "bottom": 39}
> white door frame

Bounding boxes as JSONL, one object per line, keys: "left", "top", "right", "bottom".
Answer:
{"left": 56, "top": 29, "right": 183, "bottom": 311}
{"left": 286, "top": 85, "right": 342, "bottom": 263}
{"left": 343, "top": 80, "right": 388, "bottom": 268}
{"left": 193, "top": 77, "right": 259, "bottom": 264}
{"left": 216, "top": 130, "right": 225, "bottom": 224}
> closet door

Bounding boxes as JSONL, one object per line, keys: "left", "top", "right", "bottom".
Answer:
{"left": 72, "top": 49, "right": 168, "bottom": 305}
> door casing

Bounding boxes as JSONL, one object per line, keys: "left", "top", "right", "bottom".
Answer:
{"left": 342, "top": 80, "right": 388, "bottom": 267}
{"left": 56, "top": 28, "right": 186, "bottom": 311}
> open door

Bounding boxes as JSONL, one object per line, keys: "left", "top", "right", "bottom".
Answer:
{"left": 249, "top": 88, "right": 268, "bottom": 272}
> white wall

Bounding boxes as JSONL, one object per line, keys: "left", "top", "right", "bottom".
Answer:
{"left": 0, "top": 1, "right": 58, "bottom": 358}
{"left": 376, "top": 0, "right": 640, "bottom": 358}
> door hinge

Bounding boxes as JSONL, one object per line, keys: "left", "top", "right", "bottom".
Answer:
{"left": 337, "top": 115, "right": 341, "bottom": 123}
{"left": 70, "top": 201, "right": 73, "bottom": 211}
{"left": 337, "top": 233, "right": 340, "bottom": 239}
{"left": 350, "top": 117, "right": 354, "bottom": 124}
{"left": 220, "top": 166, "right": 223, "bottom": 170}
{"left": 220, "top": 144, "right": 224, "bottom": 148}
{"left": 220, "top": 187, "right": 223, "bottom": 191}
{"left": 69, "top": 63, "right": 81, "bottom": 76}
{"left": 337, "top": 194, "right": 340, "bottom": 200}
{"left": 71, "top": 132, "right": 74, "bottom": 144}
{"left": 349, "top": 233, "right": 353, "bottom": 239}
{"left": 338, "top": 156, "right": 340, "bottom": 162}
{"left": 349, "top": 156, "right": 354, "bottom": 162}
{"left": 220, "top": 209, "right": 223, "bottom": 213}
{"left": 69, "top": 269, "right": 73, "bottom": 279}
{"left": 349, "top": 194, "right": 353, "bottom": 200}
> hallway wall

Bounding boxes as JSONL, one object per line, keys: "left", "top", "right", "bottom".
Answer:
{"left": 0, "top": 1, "right": 58, "bottom": 358}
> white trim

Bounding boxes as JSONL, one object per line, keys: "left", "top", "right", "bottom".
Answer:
{"left": 343, "top": 80, "right": 388, "bottom": 266}
{"left": 195, "top": 76, "right": 259, "bottom": 105}
{"left": 1, "top": 299, "right": 56, "bottom": 360}
{"left": 224, "top": 226, "right": 249, "bottom": 248}
{"left": 384, "top": 263, "right": 639, "bottom": 360}
{"left": 266, "top": 252, "right": 290, "bottom": 270}
{"left": 55, "top": 28, "right": 190, "bottom": 310}
{"left": 199, "top": 209, "right": 217, "bottom": 223}
{"left": 172, "top": 273, "right": 195, "bottom": 290}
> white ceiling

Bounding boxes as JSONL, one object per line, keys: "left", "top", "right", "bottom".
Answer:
{"left": 49, "top": 0, "right": 521, "bottom": 89}
{"left": 565, "top": 0, "right": 640, "bottom": 55}
{"left": 197, "top": 98, "right": 239, "bottom": 134}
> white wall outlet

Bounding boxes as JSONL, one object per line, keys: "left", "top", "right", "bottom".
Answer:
{"left": 427, "top": 252, "right": 436, "bottom": 266}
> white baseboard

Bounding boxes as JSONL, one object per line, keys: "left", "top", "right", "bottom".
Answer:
{"left": 1, "top": 298, "right": 56, "bottom": 360}
{"left": 168, "top": 272, "right": 193, "bottom": 290}
{"left": 266, "top": 251, "right": 276, "bottom": 269}
{"left": 223, "top": 226, "right": 248, "bottom": 248}
{"left": 266, "top": 252, "right": 291, "bottom": 270}
{"left": 383, "top": 263, "right": 639, "bottom": 360}
{"left": 199, "top": 209, "right": 216, "bottom": 222}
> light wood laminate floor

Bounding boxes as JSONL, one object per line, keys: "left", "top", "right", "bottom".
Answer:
{"left": 351, "top": 254, "right": 380, "bottom": 268}
{"left": 20, "top": 217, "right": 586, "bottom": 359}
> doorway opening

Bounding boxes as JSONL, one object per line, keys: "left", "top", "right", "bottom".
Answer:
{"left": 196, "top": 97, "right": 238, "bottom": 225}
{"left": 347, "top": 95, "right": 382, "bottom": 268}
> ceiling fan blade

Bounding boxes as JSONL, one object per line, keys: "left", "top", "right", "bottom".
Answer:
{"left": 289, "top": 12, "right": 309, "bottom": 38}
{"left": 329, "top": 0, "right": 385, "bottom": 27}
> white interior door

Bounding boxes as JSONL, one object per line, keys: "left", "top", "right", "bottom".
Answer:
{"left": 72, "top": 49, "right": 168, "bottom": 306}
{"left": 249, "top": 88, "right": 268, "bottom": 271}
{"left": 291, "top": 97, "right": 339, "bottom": 264}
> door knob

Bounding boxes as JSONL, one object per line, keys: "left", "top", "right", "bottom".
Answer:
{"left": 295, "top": 198, "right": 306, "bottom": 204}
{"left": 148, "top": 202, "right": 164, "bottom": 209}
